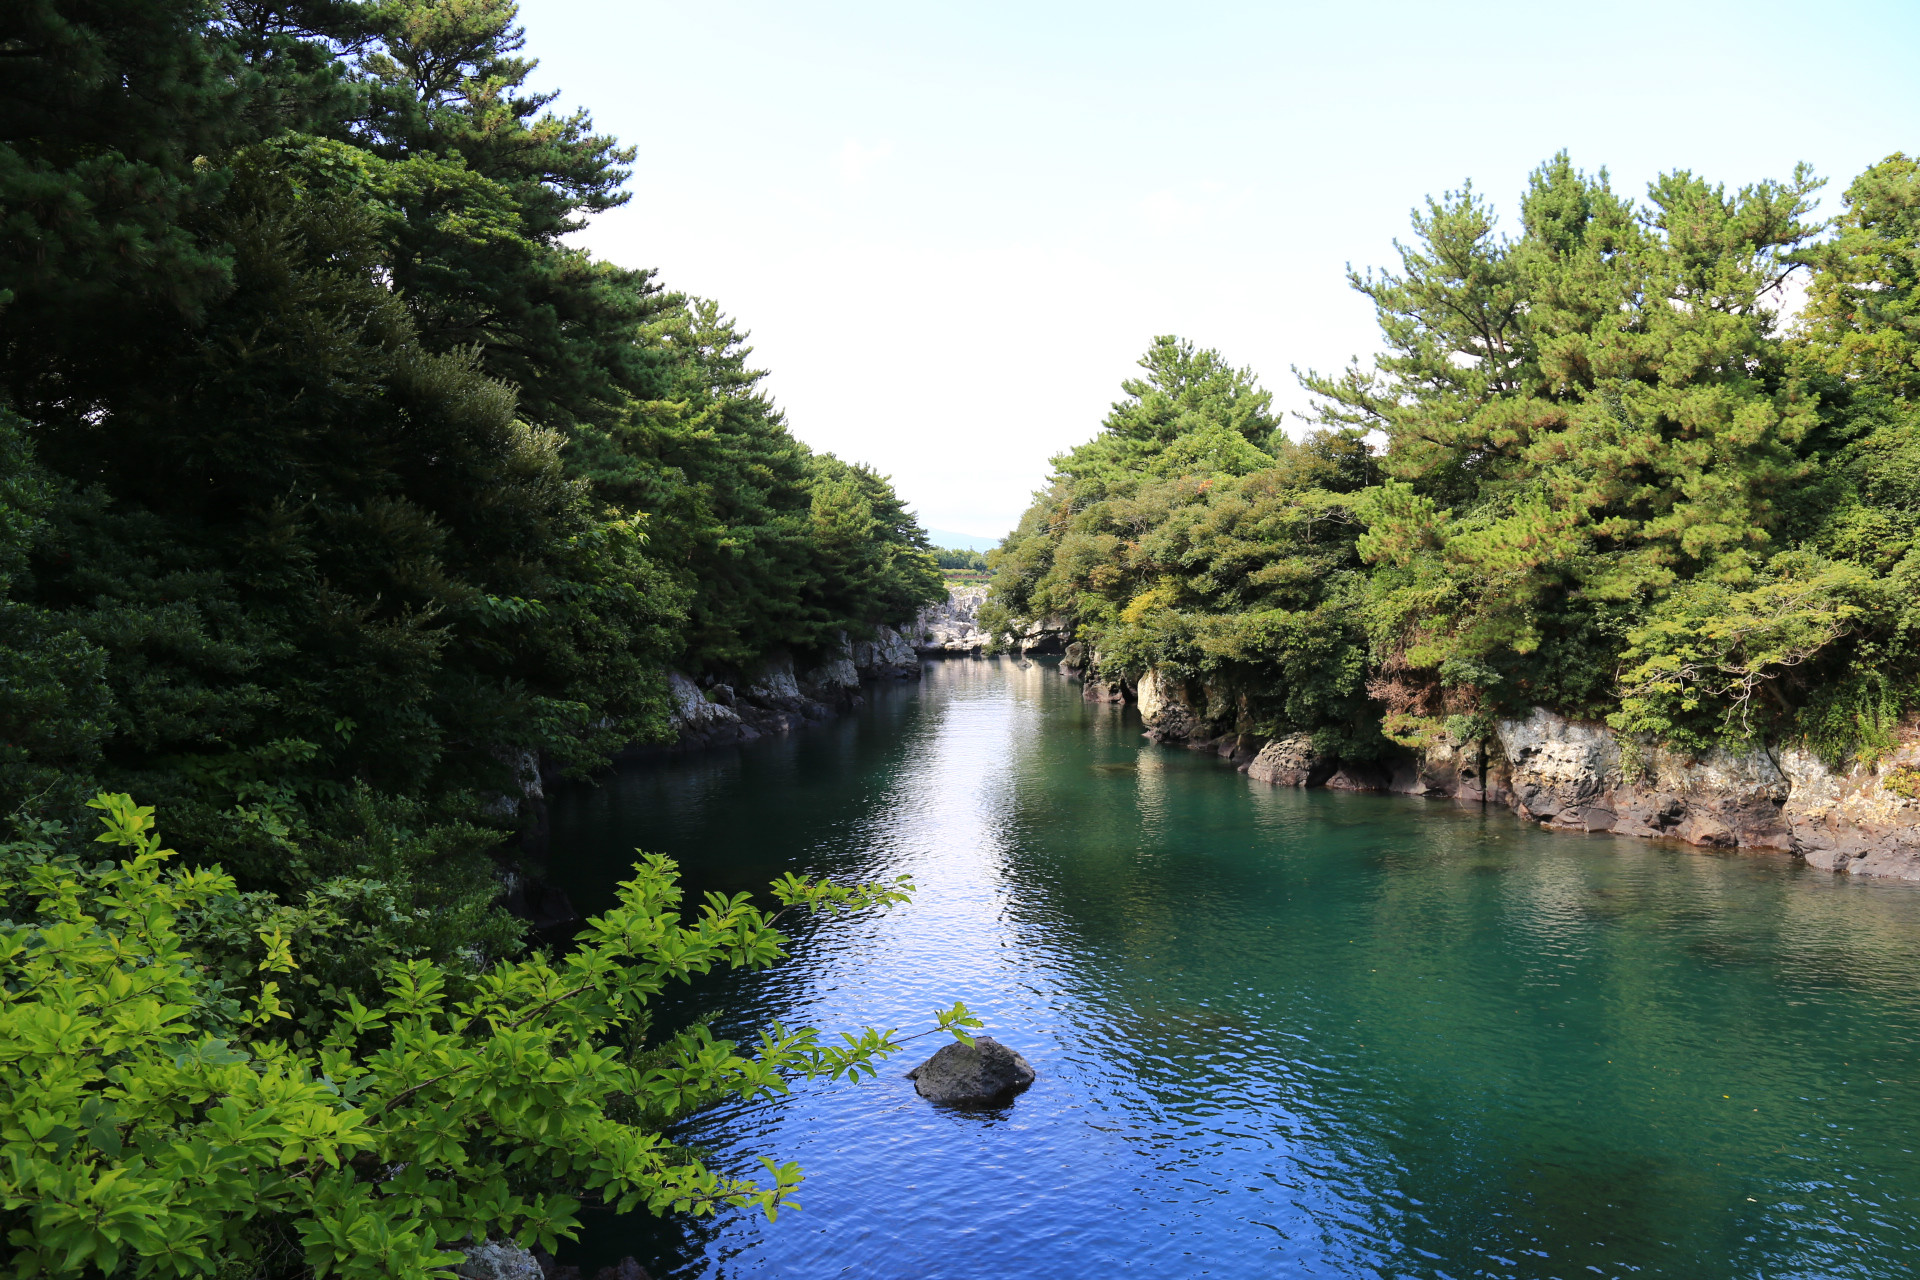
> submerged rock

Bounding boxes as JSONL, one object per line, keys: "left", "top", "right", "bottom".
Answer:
{"left": 906, "top": 1036, "right": 1036, "bottom": 1106}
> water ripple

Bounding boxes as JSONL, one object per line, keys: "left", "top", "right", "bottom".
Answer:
{"left": 549, "top": 659, "right": 1920, "bottom": 1280}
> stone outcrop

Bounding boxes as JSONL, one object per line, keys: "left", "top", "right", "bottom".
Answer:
{"left": 646, "top": 626, "right": 922, "bottom": 755}
{"left": 1011, "top": 614, "right": 1069, "bottom": 655}
{"left": 1137, "top": 668, "right": 1209, "bottom": 741}
{"left": 1387, "top": 735, "right": 1510, "bottom": 805}
{"left": 851, "top": 624, "right": 919, "bottom": 676}
{"left": 912, "top": 584, "right": 989, "bottom": 654}
{"left": 1781, "top": 737, "right": 1920, "bottom": 879}
{"left": 906, "top": 1037, "right": 1036, "bottom": 1106}
{"left": 1495, "top": 707, "right": 1792, "bottom": 849}
{"left": 482, "top": 747, "right": 545, "bottom": 821}
{"left": 1134, "top": 668, "right": 1257, "bottom": 764}
{"left": 1122, "top": 662, "right": 1920, "bottom": 882}
{"left": 1062, "top": 643, "right": 1130, "bottom": 702}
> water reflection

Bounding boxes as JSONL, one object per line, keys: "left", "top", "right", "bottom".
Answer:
{"left": 546, "top": 657, "right": 1920, "bottom": 1279}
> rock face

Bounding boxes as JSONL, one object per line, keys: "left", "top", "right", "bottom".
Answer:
{"left": 457, "top": 1240, "right": 543, "bottom": 1280}
{"left": 905, "top": 1037, "right": 1036, "bottom": 1106}
{"left": 648, "top": 626, "right": 922, "bottom": 755}
{"left": 1123, "top": 662, "right": 1920, "bottom": 882}
{"left": 482, "top": 746, "right": 546, "bottom": 820}
{"left": 1012, "top": 614, "right": 1069, "bottom": 655}
{"left": 851, "top": 623, "right": 919, "bottom": 676}
{"left": 1064, "top": 643, "right": 1131, "bottom": 703}
{"left": 1137, "top": 669, "right": 1209, "bottom": 741}
{"left": 1388, "top": 735, "right": 1510, "bottom": 805}
{"left": 913, "top": 584, "right": 989, "bottom": 654}
{"left": 1782, "top": 738, "right": 1920, "bottom": 879}
{"left": 1495, "top": 707, "right": 1792, "bottom": 849}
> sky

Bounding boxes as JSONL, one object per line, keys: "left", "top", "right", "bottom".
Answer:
{"left": 515, "top": 0, "right": 1920, "bottom": 542}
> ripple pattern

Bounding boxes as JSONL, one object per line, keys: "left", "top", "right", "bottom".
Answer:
{"left": 546, "top": 658, "right": 1920, "bottom": 1280}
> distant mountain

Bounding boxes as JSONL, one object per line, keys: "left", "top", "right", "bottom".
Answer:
{"left": 923, "top": 527, "right": 1003, "bottom": 553}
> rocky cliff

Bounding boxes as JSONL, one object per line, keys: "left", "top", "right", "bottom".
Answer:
{"left": 651, "top": 624, "right": 920, "bottom": 753}
{"left": 911, "top": 584, "right": 989, "bottom": 654}
{"left": 1129, "top": 663, "right": 1920, "bottom": 883}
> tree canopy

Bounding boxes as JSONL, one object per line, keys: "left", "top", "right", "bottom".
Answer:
{"left": 0, "top": 0, "right": 942, "bottom": 929}
{"left": 989, "top": 156, "right": 1920, "bottom": 764}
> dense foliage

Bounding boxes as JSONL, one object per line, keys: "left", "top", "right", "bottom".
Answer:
{"left": 981, "top": 337, "right": 1382, "bottom": 753}
{"left": 0, "top": 794, "right": 978, "bottom": 1278}
{"left": 0, "top": 6, "right": 947, "bottom": 1266}
{"left": 989, "top": 156, "right": 1920, "bottom": 764}
{"left": 0, "top": 0, "right": 940, "bottom": 925}
{"left": 933, "top": 546, "right": 990, "bottom": 573}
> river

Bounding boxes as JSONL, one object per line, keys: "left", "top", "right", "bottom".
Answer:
{"left": 547, "top": 657, "right": 1920, "bottom": 1279}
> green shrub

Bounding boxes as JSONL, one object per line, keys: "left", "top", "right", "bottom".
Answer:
{"left": 0, "top": 795, "right": 977, "bottom": 1278}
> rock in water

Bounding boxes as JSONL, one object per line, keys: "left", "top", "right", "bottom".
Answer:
{"left": 906, "top": 1037, "right": 1036, "bottom": 1105}
{"left": 456, "top": 1240, "right": 544, "bottom": 1280}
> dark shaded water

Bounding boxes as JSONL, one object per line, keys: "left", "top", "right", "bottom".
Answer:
{"left": 546, "top": 658, "right": 1920, "bottom": 1279}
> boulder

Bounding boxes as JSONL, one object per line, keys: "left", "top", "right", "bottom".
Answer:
{"left": 456, "top": 1240, "right": 543, "bottom": 1280}
{"left": 1247, "top": 733, "right": 1335, "bottom": 787}
{"left": 1137, "top": 667, "right": 1210, "bottom": 741}
{"left": 905, "top": 1036, "right": 1036, "bottom": 1106}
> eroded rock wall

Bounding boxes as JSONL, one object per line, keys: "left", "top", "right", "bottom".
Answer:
{"left": 1127, "top": 662, "right": 1920, "bottom": 882}
{"left": 649, "top": 625, "right": 922, "bottom": 754}
{"left": 1782, "top": 738, "right": 1920, "bottom": 879}
{"left": 913, "top": 584, "right": 989, "bottom": 654}
{"left": 1494, "top": 708, "right": 1792, "bottom": 851}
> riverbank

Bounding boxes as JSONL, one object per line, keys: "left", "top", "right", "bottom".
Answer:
{"left": 1091, "top": 659, "right": 1920, "bottom": 882}
{"left": 643, "top": 584, "right": 1001, "bottom": 757}
{"left": 644, "top": 626, "right": 922, "bottom": 756}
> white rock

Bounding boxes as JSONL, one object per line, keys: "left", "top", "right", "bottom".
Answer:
{"left": 746, "top": 656, "right": 802, "bottom": 705}
{"left": 667, "top": 671, "right": 739, "bottom": 731}
{"left": 913, "top": 585, "right": 989, "bottom": 652}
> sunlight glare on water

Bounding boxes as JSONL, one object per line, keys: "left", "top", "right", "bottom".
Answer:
{"left": 547, "top": 657, "right": 1920, "bottom": 1279}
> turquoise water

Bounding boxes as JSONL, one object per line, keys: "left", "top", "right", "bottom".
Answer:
{"left": 546, "top": 658, "right": 1920, "bottom": 1279}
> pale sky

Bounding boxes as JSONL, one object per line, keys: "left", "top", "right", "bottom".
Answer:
{"left": 517, "top": 0, "right": 1920, "bottom": 541}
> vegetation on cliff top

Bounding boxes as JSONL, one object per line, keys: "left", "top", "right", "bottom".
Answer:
{"left": 986, "top": 155, "right": 1920, "bottom": 766}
